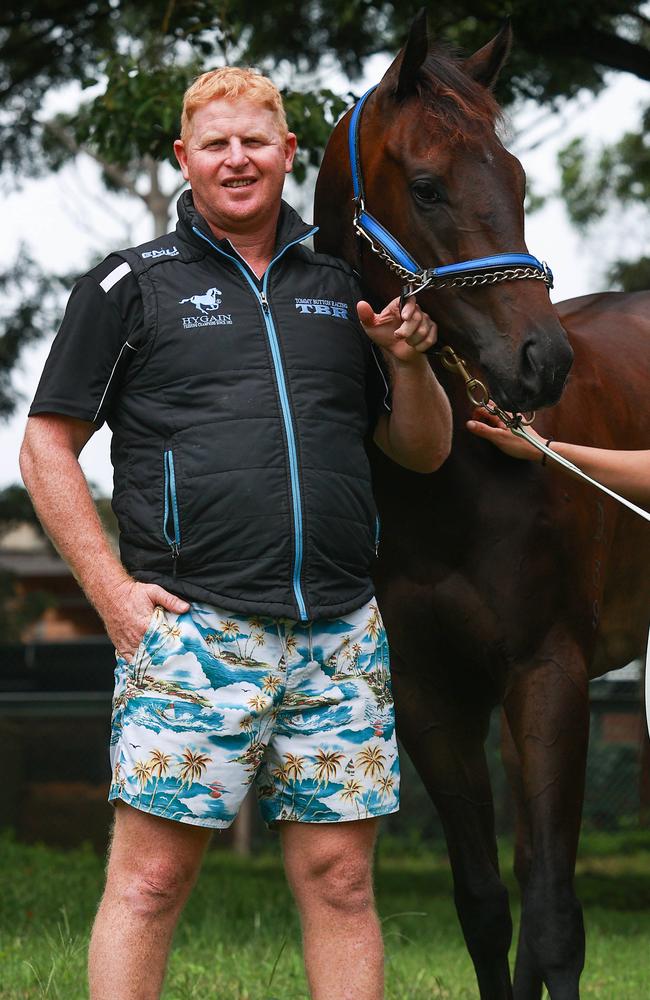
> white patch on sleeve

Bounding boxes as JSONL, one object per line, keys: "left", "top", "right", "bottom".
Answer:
{"left": 100, "top": 261, "right": 131, "bottom": 293}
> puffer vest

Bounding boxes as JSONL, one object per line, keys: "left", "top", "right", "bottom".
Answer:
{"left": 107, "top": 192, "right": 379, "bottom": 621}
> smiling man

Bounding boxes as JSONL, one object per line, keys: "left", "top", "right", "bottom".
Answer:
{"left": 20, "top": 68, "right": 452, "bottom": 1000}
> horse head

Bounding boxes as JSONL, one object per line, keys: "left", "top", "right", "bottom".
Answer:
{"left": 314, "top": 13, "right": 573, "bottom": 412}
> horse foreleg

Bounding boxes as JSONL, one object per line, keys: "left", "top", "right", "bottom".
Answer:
{"left": 392, "top": 653, "right": 513, "bottom": 1000}
{"left": 504, "top": 637, "right": 589, "bottom": 1000}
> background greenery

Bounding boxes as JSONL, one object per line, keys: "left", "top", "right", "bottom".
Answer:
{"left": 2, "top": 829, "right": 649, "bottom": 999}
{"left": 1, "top": 0, "right": 649, "bottom": 418}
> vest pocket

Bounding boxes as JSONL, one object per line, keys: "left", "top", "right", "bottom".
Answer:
{"left": 163, "top": 449, "right": 182, "bottom": 575}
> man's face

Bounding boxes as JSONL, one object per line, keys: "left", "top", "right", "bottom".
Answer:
{"left": 173, "top": 98, "right": 297, "bottom": 236}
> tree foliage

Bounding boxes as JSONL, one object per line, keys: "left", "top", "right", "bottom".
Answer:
{"left": 0, "top": 249, "right": 75, "bottom": 419}
{"left": 0, "top": 0, "right": 649, "bottom": 419}
{"left": 2, "top": 1, "right": 649, "bottom": 182}
{"left": 558, "top": 104, "right": 650, "bottom": 290}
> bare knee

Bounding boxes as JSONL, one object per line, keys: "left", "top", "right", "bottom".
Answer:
{"left": 110, "top": 859, "right": 197, "bottom": 920}
{"left": 293, "top": 851, "right": 375, "bottom": 916}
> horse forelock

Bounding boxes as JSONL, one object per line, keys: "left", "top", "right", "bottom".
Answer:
{"left": 414, "top": 46, "right": 504, "bottom": 145}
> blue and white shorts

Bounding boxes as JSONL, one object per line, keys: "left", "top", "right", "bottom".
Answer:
{"left": 108, "top": 598, "right": 400, "bottom": 828}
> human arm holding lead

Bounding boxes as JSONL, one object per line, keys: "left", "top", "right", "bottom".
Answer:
{"left": 357, "top": 297, "right": 452, "bottom": 473}
{"left": 19, "top": 415, "right": 189, "bottom": 660}
{"left": 467, "top": 409, "right": 650, "bottom": 505}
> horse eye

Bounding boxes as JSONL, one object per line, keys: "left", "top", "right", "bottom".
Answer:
{"left": 411, "top": 180, "right": 440, "bottom": 204}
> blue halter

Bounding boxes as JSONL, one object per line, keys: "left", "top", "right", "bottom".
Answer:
{"left": 348, "top": 86, "right": 553, "bottom": 299}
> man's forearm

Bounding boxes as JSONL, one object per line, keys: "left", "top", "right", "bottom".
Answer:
{"left": 20, "top": 437, "right": 129, "bottom": 617}
{"left": 379, "top": 354, "right": 452, "bottom": 473}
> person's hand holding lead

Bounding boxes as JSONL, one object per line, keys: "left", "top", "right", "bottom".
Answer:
{"left": 357, "top": 297, "right": 437, "bottom": 362}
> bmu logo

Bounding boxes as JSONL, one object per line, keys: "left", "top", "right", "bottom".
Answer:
{"left": 179, "top": 287, "right": 222, "bottom": 313}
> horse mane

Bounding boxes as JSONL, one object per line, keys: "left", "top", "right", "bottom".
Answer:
{"left": 414, "top": 45, "right": 504, "bottom": 144}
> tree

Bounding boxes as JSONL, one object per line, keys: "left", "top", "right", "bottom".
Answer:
{"left": 1, "top": 0, "right": 649, "bottom": 419}
{"left": 557, "top": 107, "right": 650, "bottom": 290}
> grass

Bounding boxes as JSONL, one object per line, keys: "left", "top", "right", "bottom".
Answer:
{"left": 1, "top": 830, "right": 650, "bottom": 999}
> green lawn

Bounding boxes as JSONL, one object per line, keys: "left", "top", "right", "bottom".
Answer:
{"left": 1, "top": 830, "right": 649, "bottom": 999}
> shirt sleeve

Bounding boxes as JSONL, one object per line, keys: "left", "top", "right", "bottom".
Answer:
{"left": 29, "top": 256, "right": 144, "bottom": 429}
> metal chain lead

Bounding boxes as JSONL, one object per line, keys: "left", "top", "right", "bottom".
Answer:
{"left": 354, "top": 220, "right": 552, "bottom": 292}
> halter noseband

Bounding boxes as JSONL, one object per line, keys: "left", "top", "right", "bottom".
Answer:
{"left": 348, "top": 86, "right": 553, "bottom": 301}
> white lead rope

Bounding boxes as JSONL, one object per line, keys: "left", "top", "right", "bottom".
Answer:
{"left": 509, "top": 425, "right": 650, "bottom": 523}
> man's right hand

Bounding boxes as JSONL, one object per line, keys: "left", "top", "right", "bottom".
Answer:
{"left": 99, "top": 578, "right": 190, "bottom": 662}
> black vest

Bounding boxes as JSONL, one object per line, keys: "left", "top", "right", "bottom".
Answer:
{"left": 108, "top": 192, "right": 379, "bottom": 621}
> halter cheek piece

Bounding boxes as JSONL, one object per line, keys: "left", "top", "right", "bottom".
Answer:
{"left": 348, "top": 85, "right": 554, "bottom": 304}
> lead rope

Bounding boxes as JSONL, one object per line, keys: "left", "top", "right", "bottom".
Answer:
{"left": 440, "top": 346, "right": 650, "bottom": 524}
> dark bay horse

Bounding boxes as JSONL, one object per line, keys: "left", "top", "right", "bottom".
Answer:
{"left": 314, "top": 14, "right": 650, "bottom": 1000}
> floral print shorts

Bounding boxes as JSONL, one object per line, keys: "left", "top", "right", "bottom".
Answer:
{"left": 109, "top": 598, "right": 400, "bottom": 828}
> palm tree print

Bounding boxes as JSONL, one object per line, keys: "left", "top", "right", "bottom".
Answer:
{"left": 313, "top": 749, "right": 345, "bottom": 785}
{"left": 262, "top": 674, "right": 281, "bottom": 696}
{"left": 275, "top": 627, "right": 298, "bottom": 667}
{"left": 178, "top": 748, "right": 212, "bottom": 784}
{"left": 285, "top": 634, "right": 298, "bottom": 654}
{"left": 219, "top": 619, "right": 244, "bottom": 657}
{"left": 162, "top": 747, "right": 212, "bottom": 819}
{"left": 219, "top": 619, "right": 239, "bottom": 639}
{"left": 147, "top": 749, "right": 172, "bottom": 811}
{"left": 375, "top": 774, "right": 395, "bottom": 799}
{"left": 283, "top": 753, "right": 305, "bottom": 782}
{"left": 272, "top": 763, "right": 291, "bottom": 787}
{"left": 149, "top": 749, "right": 173, "bottom": 777}
{"left": 132, "top": 759, "right": 153, "bottom": 807}
{"left": 340, "top": 778, "right": 365, "bottom": 819}
{"left": 236, "top": 740, "right": 266, "bottom": 774}
{"left": 111, "top": 761, "right": 127, "bottom": 796}
{"left": 240, "top": 628, "right": 266, "bottom": 660}
{"left": 366, "top": 603, "right": 382, "bottom": 641}
{"left": 247, "top": 694, "right": 269, "bottom": 714}
{"left": 356, "top": 745, "right": 386, "bottom": 779}
{"left": 340, "top": 779, "right": 363, "bottom": 803}
{"left": 133, "top": 759, "right": 153, "bottom": 786}
{"left": 159, "top": 621, "right": 181, "bottom": 640}
{"left": 268, "top": 753, "right": 302, "bottom": 816}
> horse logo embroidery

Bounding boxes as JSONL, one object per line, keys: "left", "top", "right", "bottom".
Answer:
{"left": 179, "top": 287, "right": 222, "bottom": 313}
{"left": 179, "top": 287, "right": 233, "bottom": 329}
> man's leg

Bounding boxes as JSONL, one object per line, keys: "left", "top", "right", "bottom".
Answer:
{"left": 280, "top": 818, "right": 383, "bottom": 1000}
{"left": 88, "top": 802, "right": 212, "bottom": 1000}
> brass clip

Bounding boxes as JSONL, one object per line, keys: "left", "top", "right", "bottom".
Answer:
{"left": 440, "top": 346, "right": 490, "bottom": 407}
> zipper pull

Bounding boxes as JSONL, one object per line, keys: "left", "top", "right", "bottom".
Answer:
{"left": 171, "top": 540, "right": 180, "bottom": 577}
{"left": 260, "top": 291, "right": 270, "bottom": 314}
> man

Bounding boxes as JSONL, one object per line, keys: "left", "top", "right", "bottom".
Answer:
{"left": 20, "top": 68, "right": 452, "bottom": 999}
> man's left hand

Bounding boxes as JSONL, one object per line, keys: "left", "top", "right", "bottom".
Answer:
{"left": 357, "top": 297, "right": 437, "bottom": 363}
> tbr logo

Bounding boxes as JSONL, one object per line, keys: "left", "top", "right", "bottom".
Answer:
{"left": 295, "top": 298, "right": 349, "bottom": 319}
{"left": 179, "top": 287, "right": 233, "bottom": 329}
{"left": 141, "top": 246, "right": 179, "bottom": 259}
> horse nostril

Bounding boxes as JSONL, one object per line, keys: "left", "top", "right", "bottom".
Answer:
{"left": 520, "top": 339, "right": 542, "bottom": 384}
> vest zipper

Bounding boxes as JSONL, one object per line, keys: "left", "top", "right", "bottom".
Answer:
{"left": 192, "top": 225, "right": 316, "bottom": 622}
{"left": 163, "top": 449, "right": 181, "bottom": 576}
{"left": 375, "top": 515, "right": 381, "bottom": 557}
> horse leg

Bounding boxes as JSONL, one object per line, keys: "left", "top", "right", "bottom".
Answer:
{"left": 504, "top": 637, "right": 589, "bottom": 1000}
{"left": 391, "top": 652, "right": 513, "bottom": 1000}
{"left": 501, "top": 711, "right": 542, "bottom": 1000}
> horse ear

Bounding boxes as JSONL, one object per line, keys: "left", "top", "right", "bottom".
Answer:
{"left": 377, "top": 7, "right": 429, "bottom": 100}
{"left": 462, "top": 20, "right": 512, "bottom": 90}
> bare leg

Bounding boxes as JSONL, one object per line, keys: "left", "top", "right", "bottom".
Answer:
{"left": 280, "top": 819, "right": 383, "bottom": 1000}
{"left": 88, "top": 803, "right": 212, "bottom": 1000}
